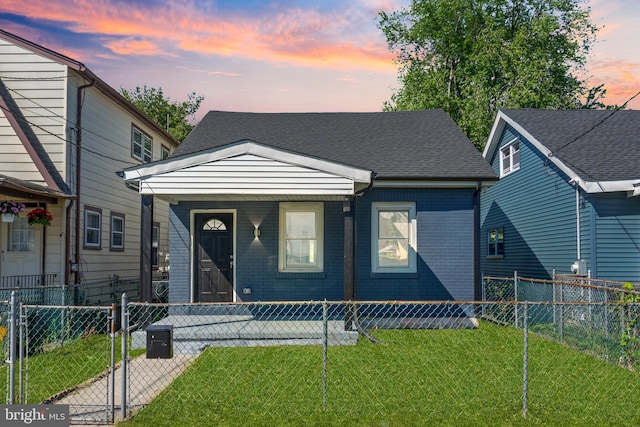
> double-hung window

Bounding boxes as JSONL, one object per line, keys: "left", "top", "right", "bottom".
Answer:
{"left": 279, "top": 202, "right": 323, "bottom": 272}
{"left": 132, "top": 125, "right": 152, "bottom": 163}
{"left": 487, "top": 228, "right": 504, "bottom": 257}
{"left": 372, "top": 202, "right": 416, "bottom": 273}
{"left": 84, "top": 207, "right": 102, "bottom": 249}
{"left": 110, "top": 213, "right": 125, "bottom": 251}
{"left": 500, "top": 139, "right": 520, "bottom": 177}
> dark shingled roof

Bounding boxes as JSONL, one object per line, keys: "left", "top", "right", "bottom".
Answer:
{"left": 173, "top": 110, "right": 497, "bottom": 181}
{"left": 502, "top": 109, "right": 640, "bottom": 182}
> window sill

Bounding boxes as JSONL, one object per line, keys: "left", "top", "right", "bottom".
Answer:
{"left": 486, "top": 255, "right": 504, "bottom": 260}
{"left": 276, "top": 271, "right": 326, "bottom": 279}
{"left": 370, "top": 272, "right": 419, "bottom": 279}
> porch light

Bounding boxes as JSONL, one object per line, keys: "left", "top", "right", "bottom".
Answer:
{"left": 343, "top": 196, "right": 351, "bottom": 213}
{"left": 254, "top": 225, "right": 261, "bottom": 239}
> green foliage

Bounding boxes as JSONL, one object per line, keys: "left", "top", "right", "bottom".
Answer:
{"left": 618, "top": 282, "right": 640, "bottom": 370}
{"left": 378, "top": 0, "right": 613, "bottom": 149}
{"left": 120, "top": 85, "right": 204, "bottom": 142}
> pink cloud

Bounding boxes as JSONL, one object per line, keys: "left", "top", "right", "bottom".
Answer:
{"left": 588, "top": 59, "right": 640, "bottom": 108}
{"left": 0, "top": 0, "right": 396, "bottom": 73}
{"left": 106, "top": 38, "right": 175, "bottom": 57}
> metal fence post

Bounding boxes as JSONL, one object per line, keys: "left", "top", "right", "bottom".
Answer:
{"left": 110, "top": 303, "right": 117, "bottom": 422}
{"left": 322, "top": 300, "right": 328, "bottom": 410}
{"left": 481, "top": 276, "right": 486, "bottom": 317}
{"left": 18, "top": 303, "right": 25, "bottom": 403}
{"left": 522, "top": 301, "right": 528, "bottom": 419}
{"left": 8, "top": 291, "right": 16, "bottom": 404}
{"left": 121, "top": 293, "right": 128, "bottom": 420}
{"left": 559, "top": 282, "right": 564, "bottom": 344}
{"left": 514, "top": 272, "right": 519, "bottom": 328}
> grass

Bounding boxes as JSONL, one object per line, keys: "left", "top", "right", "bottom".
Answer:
{"left": 1, "top": 334, "right": 143, "bottom": 404}
{"left": 117, "top": 321, "right": 640, "bottom": 427}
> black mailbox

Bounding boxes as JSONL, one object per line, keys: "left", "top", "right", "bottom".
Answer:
{"left": 146, "top": 324, "right": 173, "bottom": 359}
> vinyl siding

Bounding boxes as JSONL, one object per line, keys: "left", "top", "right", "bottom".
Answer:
{"left": 481, "top": 125, "right": 579, "bottom": 279}
{"left": 140, "top": 154, "right": 356, "bottom": 196}
{"left": 0, "top": 35, "right": 174, "bottom": 287}
{"left": 0, "top": 40, "right": 67, "bottom": 183}
{"left": 593, "top": 193, "right": 640, "bottom": 281}
{"left": 71, "top": 75, "right": 173, "bottom": 281}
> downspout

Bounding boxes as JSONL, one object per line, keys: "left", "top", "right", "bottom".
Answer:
{"left": 570, "top": 178, "right": 581, "bottom": 260}
{"left": 74, "top": 79, "right": 95, "bottom": 288}
{"left": 64, "top": 200, "right": 73, "bottom": 286}
{"left": 345, "top": 171, "right": 376, "bottom": 333}
{"left": 352, "top": 171, "right": 377, "bottom": 300}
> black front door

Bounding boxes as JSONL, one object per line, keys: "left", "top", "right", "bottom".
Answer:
{"left": 195, "top": 213, "right": 233, "bottom": 302}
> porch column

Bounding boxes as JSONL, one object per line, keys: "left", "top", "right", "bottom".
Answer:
{"left": 140, "top": 195, "right": 153, "bottom": 302}
{"left": 343, "top": 196, "right": 355, "bottom": 329}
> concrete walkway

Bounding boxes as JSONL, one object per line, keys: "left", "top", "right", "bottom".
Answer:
{"left": 56, "top": 354, "right": 197, "bottom": 425}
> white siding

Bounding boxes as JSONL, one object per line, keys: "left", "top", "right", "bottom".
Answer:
{"left": 0, "top": 40, "right": 67, "bottom": 183}
{"left": 0, "top": 35, "right": 174, "bottom": 285}
{"left": 72, "top": 76, "right": 173, "bottom": 280}
{"left": 141, "top": 154, "right": 356, "bottom": 195}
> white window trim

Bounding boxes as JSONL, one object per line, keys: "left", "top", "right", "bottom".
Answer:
{"left": 132, "top": 125, "right": 152, "bottom": 163}
{"left": 500, "top": 138, "right": 520, "bottom": 177}
{"left": 371, "top": 202, "right": 417, "bottom": 274}
{"left": 161, "top": 145, "right": 170, "bottom": 160}
{"left": 110, "top": 213, "right": 125, "bottom": 251}
{"left": 84, "top": 207, "right": 102, "bottom": 249}
{"left": 278, "top": 202, "right": 324, "bottom": 273}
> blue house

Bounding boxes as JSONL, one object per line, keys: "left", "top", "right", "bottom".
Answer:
{"left": 481, "top": 109, "right": 640, "bottom": 282}
{"left": 123, "top": 110, "right": 497, "bottom": 303}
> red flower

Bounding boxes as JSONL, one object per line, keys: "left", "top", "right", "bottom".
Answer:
{"left": 27, "top": 208, "right": 53, "bottom": 226}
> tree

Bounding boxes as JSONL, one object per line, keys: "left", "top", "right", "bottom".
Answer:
{"left": 120, "top": 85, "right": 204, "bottom": 142}
{"left": 378, "top": 0, "right": 611, "bottom": 149}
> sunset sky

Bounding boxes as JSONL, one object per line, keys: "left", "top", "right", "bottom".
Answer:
{"left": 0, "top": 0, "right": 637, "bottom": 121}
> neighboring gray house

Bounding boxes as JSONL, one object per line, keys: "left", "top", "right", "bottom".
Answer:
{"left": 0, "top": 29, "right": 178, "bottom": 294}
{"left": 124, "top": 110, "right": 497, "bottom": 303}
{"left": 481, "top": 109, "right": 640, "bottom": 282}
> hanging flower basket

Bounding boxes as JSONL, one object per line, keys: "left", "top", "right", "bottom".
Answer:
{"left": 27, "top": 207, "right": 53, "bottom": 227}
{"left": 0, "top": 200, "right": 25, "bottom": 222}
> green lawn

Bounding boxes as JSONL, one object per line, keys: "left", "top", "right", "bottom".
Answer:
{"left": 1, "top": 334, "right": 142, "bottom": 404}
{"left": 118, "top": 321, "right": 640, "bottom": 427}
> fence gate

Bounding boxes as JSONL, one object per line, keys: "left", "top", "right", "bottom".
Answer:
{"left": 4, "top": 293, "right": 117, "bottom": 424}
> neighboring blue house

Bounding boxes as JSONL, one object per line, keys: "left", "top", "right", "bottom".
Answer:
{"left": 124, "top": 110, "right": 497, "bottom": 303}
{"left": 481, "top": 109, "right": 640, "bottom": 282}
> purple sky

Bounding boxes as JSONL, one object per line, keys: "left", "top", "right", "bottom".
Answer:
{"left": 0, "top": 0, "right": 637, "bottom": 121}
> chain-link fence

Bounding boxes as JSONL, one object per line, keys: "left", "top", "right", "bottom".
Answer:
{"left": 122, "top": 299, "right": 640, "bottom": 426}
{"left": 2, "top": 294, "right": 640, "bottom": 425}
{"left": 483, "top": 273, "right": 639, "bottom": 304}
{"left": 1, "top": 293, "right": 119, "bottom": 424}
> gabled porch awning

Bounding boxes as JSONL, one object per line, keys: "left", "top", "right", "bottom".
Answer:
{"left": 122, "top": 141, "right": 374, "bottom": 201}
